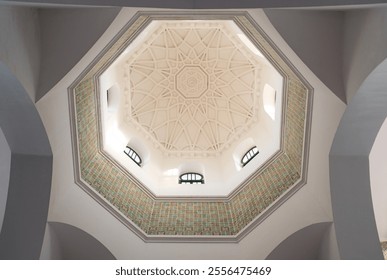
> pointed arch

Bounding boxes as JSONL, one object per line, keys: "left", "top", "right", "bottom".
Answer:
{"left": 329, "top": 58, "right": 387, "bottom": 259}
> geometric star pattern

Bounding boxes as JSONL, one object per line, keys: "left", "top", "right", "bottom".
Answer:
{"left": 70, "top": 13, "right": 312, "bottom": 240}
{"left": 176, "top": 66, "right": 208, "bottom": 98}
{"left": 124, "top": 21, "right": 261, "bottom": 157}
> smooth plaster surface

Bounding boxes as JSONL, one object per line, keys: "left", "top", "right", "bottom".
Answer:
{"left": 264, "top": 9, "right": 346, "bottom": 103}
{"left": 318, "top": 223, "right": 340, "bottom": 259}
{"left": 343, "top": 8, "right": 387, "bottom": 102}
{"left": 38, "top": 7, "right": 120, "bottom": 101}
{"left": 370, "top": 117, "right": 387, "bottom": 242}
{"left": 266, "top": 222, "right": 333, "bottom": 260}
{"left": 40, "top": 223, "right": 62, "bottom": 260}
{"left": 0, "top": 62, "right": 52, "bottom": 259}
{"left": 330, "top": 58, "right": 387, "bottom": 259}
{"left": 264, "top": 7, "right": 387, "bottom": 104}
{"left": 0, "top": 128, "right": 11, "bottom": 235}
{"left": 40, "top": 222, "right": 116, "bottom": 259}
{"left": 0, "top": 6, "right": 40, "bottom": 102}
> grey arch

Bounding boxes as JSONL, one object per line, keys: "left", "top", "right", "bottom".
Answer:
{"left": 41, "top": 222, "right": 116, "bottom": 260}
{"left": 0, "top": 62, "right": 52, "bottom": 259}
{"left": 329, "top": 58, "right": 387, "bottom": 259}
{"left": 266, "top": 222, "right": 335, "bottom": 260}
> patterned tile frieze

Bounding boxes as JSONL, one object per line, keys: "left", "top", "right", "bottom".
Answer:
{"left": 69, "top": 12, "right": 313, "bottom": 241}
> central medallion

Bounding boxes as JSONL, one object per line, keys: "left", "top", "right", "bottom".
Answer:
{"left": 176, "top": 66, "right": 208, "bottom": 98}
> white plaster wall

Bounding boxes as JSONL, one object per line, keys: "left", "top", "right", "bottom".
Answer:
{"left": 0, "top": 6, "right": 40, "bottom": 102}
{"left": 37, "top": 8, "right": 345, "bottom": 259}
{"left": 318, "top": 224, "right": 340, "bottom": 260}
{"left": 370, "top": 117, "right": 387, "bottom": 242}
{"left": 40, "top": 224, "right": 62, "bottom": 260}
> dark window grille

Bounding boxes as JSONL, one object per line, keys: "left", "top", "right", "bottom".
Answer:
{"left": 179, "top": 172, "right": 204, "bottom": 184}
{"left": 124, "top": 146, "right": 142, "bottom": 166}
{"left": 241, "top": 146, "right": 259, "bottom": 167}
{"left": 106, "top": 89, "right": 111, "bottom": 104}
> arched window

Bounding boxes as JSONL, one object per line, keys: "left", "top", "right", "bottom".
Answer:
{"left": 106, "top": 85, "right": 120, "bottom": 113}
{"left": 179, "top": 172, "right": 204, "bottom": 184}
{"left": 263, "top": 84, "right": 276, "bottom": 120}
{"left": 241, "top": 146, "right": 259, "bottom": 167}
{"left": 124, "top": 146, "right": 142, "bottom": 166}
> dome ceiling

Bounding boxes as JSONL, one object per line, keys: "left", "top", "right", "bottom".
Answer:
{"left": 68, "top": 12, "right": 313, "bottom": 242}
{"left": 100, "top": 19, "right": 282, "bottom": 197}
{"left": 125, "top": 21, "right": 260, "bottom": 156}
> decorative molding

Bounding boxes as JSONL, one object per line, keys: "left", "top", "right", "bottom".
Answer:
{"left": 68, "top": 11, "right": 313, "bottom": 242}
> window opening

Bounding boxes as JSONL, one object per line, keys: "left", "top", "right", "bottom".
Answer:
{"left": 263, "top": 84, "right": 276, "bottom": 120}
{"left": 124, "top": 146, "right": 142, "bottom": 166}
{"left": 179, "top": 172, "right": 204, "bottom": 184}
{"left": 241, "top": 146, "right": 259, "bottom": 167}
{"left": 106, "top": 89, "right": 111, "bottom": 104}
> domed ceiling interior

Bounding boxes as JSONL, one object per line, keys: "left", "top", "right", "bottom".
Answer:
{"left": 69, "top": 12, "right": 313, "bottom": 242}
{"left": 99, "top": 19, "right": 284, "bottom": 196}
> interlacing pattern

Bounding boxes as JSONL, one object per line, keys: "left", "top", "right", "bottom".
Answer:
{"left": 125, "top": 21, "right": 261, "bottom": 157}
{"left": 70, "top": 14, "right": 312, "bottom": 238}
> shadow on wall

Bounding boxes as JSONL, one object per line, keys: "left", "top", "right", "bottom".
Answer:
{"left": 266, "top": 222, "right": 339, "bottom": 260}
{"left": 0, "top": 62, "right": 52, "bottom": 260}
{"left": 41, "top": 222, "right": 116, "bottom": 260}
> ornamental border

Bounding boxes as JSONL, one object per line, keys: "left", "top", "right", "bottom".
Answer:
{"left": 68, "top": 11, "right": 313, "bottom": 242}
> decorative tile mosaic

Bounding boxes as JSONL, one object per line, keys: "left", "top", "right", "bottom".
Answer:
{"left": 69, "top": 12, "right": 312, "bottom": 239}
